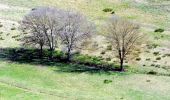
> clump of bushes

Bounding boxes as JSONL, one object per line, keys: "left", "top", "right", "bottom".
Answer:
{"left": 164, "top": 53, "right": 170, "bottom": 57}
{"left": 101, "top": 50, "right": 106, "bottom": 55}
{"left": 104, "top": 79, "right": 112, "bottom": 84}
{"left": 111, "top": 11, "right": 115, "bottom": 14}
{"left": 151, "top": 64, "right": 155, "bottom": 66}
{"left": 0, "top": 37, "right": 4, "bottom": 40}
{"left": 12, "top": 35, "right": 20, "bottom": 38}
{"left": 146, "top": 58, "right": 150, "bottom": 61}
{"left": 147, "top": 70, "right": 157, "bottom": 75}
{"left": 11, "top": 27, "right": 16, "bottom": 30}
{"left": 103, "top": 8, "right": 113, "bottom": 12}
{"left": 73, "top": 54, "right": 115, "bottom": 70}
{"left": 154, "top": 28, "right": 164, "bottom": 33}
{"left": 0, "top": 24, "right": 3, "bottom": 27}
{"left": 153, "top": 52, "right": 160, "bottom": 56}
{"left": 156, "top": 57, "right": 161, "bottom": 60}
{"left": 106, "top": 45, "right": 112, "bottom": 50}
{"left": 147, "top": 43, "right": 159, "bottom": 49}
{"left": 136, "top": 57, "right": 141, "bottom": 61}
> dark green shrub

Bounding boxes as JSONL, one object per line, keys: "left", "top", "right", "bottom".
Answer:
{"left": 0, "top": 32, "right": 3, "bottom": 34}
{"left": 101, "top": 51, "right": 106, "bottom": 55}
{"left": 154, "top": 28, "right": 164, "bottom": 33}
{"left": 104, "top": 79, "right": 112, "bottom": 84}
{"left": 111, "top": 11, "right": 115, "bottom": 14}
{"left": 151, "top": 64, "right": 155, "bottom": 66}
{"left": 155, "top": 64, "right": 160, "bottom": 68}
{"left": 156, "top": 57, "right": 161, "bottom": 60}
{"left": 153, "top": 52, "right": 159, "bottom": 56}
{"left": 0, "top": 24, "right": 3, "bottom": 27}
{"left": 0, "top": 37, "right": 4, "bottom": 40}
{"left": 12, "top": 35, "right": 20, "bottom": 38}
{"left": 106, "top": 45, "right": 112, "bottom": 50}
{"left": 147, "top": 70, "right": 157, "bottom": 75}
{"left": 11, "top": 27, "right": 16, "bottom": 30}
{"left": 103, "top": 8, "right": 113, "bottom": 12}
{"left": 165, "top": 53, "right": 170, "bottom": 57}
{"left": 146, "top": 58, "right": 150, "bottom": 61}
{"left": 136, "top": 57, "right": 141, "bottom": 61}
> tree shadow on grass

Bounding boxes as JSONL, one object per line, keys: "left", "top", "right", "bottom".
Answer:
{"left": 0, "top": 47, "right": 121, "bottom": 75}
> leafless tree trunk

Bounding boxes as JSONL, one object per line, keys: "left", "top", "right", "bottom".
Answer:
{"left": 103, "top": 16, "right": 142, "bottom": 71}
{"left": 59, "top": 10, "right": 95, "bottom": 61}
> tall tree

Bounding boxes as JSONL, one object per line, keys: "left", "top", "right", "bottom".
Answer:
{"left": 103, "top": 16, "right": 142, "bottom": 71}
{"left": 59, "top": 11, "right": 95, "bottom": 61}
{"left": 20, "top": 7, "right": 63, "bottom": 59}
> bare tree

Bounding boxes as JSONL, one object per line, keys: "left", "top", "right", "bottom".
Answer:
{"left": 59, "top": 11, "right": 95, "bottom": 61}
{"left": 20, "top": 7, "right": 63, "bottom": 59}
{"left": 103, "top": 16, "right": 142, "bottom": 71}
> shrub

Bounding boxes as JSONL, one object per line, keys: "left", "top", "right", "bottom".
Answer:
{"left": 156, "top": 57, "right": 161, "bottom": 60}
{"left": 111, "top": 11, "right": 115, "bottom": 14}
{"left": 164, "top": 53, "right": 170, "bottom": 57}
{"left": 147, "top": 70, "right": 157, "bottom": 75}
{"left": 154, "top": 28, "right": 164, "bottom": 33}
{"left": 153, "top": 52, "right": 159, "bottom": 56}
{"left": 73, "top": 54, "right": 115, "bottom": 70}
{"left": 12, "top": 35, "right": 20, "bottom": 38}
{"left": 104, "top": 79, "right": 112, "bottom": 84}
{"left": 151, "top": 64, "right": 155, "bottom": 66}
{"left": 103, "top": 8, "right": 113, "bottom": 12}
{"left": 0, "top": 32, "right": 3, "bottom": 34}
{"left": 147, "top": 44, "right": 157, "bottom": 49}
{"left": 106, "top": 45, "right": 112, "bottom": 50}
{"left": 155, "top": 64, "right": 160, "bottom": 68}
{"left": 0, "top": 37, "right": 4, "bottom": 40}
{"left": 136, "top": 57, "right": 141, "bottom": 61}
{"left": 146, "top": 58, "right": 150, "bottom": 61}
{"left": 101, "top": 51, "right": 106, "bottom": 55}
{"left": 0, "top": 24, "right": 3, "bottom": 27}
{"left": 11, "top": 27, "right": 16, "bottom": 30}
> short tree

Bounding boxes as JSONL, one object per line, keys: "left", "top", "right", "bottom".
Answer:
{"left": 59, "top": 11, "right": 94, "bottom": 61}
{"left": 20, "top": 7, "right": 63, "bottom": 59}
{"left": 103, "top": 16, "right": 142, "bottom": 71}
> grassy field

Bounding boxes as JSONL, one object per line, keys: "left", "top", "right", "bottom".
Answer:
{"left": 0, "top": 0, "right": 170, "bottom": 100}
{"left": 0, "top": 61, "right": 170, "bottom": 100}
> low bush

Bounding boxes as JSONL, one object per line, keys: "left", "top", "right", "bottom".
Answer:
{"left": 101, "top": 51, "right": 106, "bottom": 55}
{"left": 73, "top": 54, "right": 115, "bottom": 70}
{"left": 111, "top": 11, "right": 115, "bottom": 14}
{"left": 104, "top": 79, "right": 112, "bottom": 84}
{"left": 11, "top": 27, "right": 16, "bottom": 30}
{"left": 0, "top": 24, "right": 3, "bottom": 27}
{"left": 136, "top": 57, "right": 141, "bottom": 61}
{"left": 153, "top": 52, "right": 159, "bottom": 56}
{"left": 103, "top": 8, "right": 113, "bottom": 12}
{"left": 156, "top": 57, "right": 161, "bottom": 60}
{"left": 146, "top": 58, "right": 150, "bottom": 61}
{"left": 106, "top": 45, "right": 112, "bottom": 50}
{"left": 154, "top": 28, "right": 164, "bottom": 33}
{"left": 147, "top": 70, "right": 157, "bottom": 75}
{"left": 0, "top": 37, "right": 4, "bottom": 40}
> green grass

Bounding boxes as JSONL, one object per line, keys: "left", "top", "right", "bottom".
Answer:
{"left": 0, "top": 61, "right": 170, "bottom": 100}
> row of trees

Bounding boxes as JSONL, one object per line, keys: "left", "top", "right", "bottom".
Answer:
{"left": 20, "top": 7, "right": 142, "bottom": 71}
